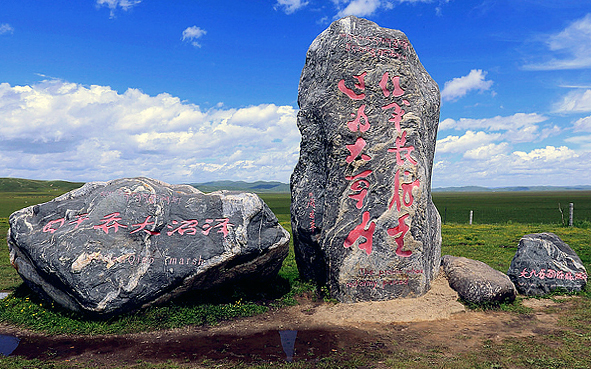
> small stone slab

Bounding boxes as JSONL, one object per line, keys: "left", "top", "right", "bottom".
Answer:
{"left": 291, "top": 16, "right": 441, "bottom": 302}
{"left": 507, "top": 233, "right": 587, "bottom": 296}
{"left": 8, "top": 177, "right": 290, "bottom": 317}
{"left": 442, "top": 255, "right": 516, "bottom": 304}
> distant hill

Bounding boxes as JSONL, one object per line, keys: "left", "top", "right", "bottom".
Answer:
{"left": 194, "top": 182, "right": 591, "bottom": 194}
{"left": 433, "top": 185, "right": 591, "bottom": 192}
{"left": 0, "top": 178, "right": 290, "bottom": 194}
{"left": 432, "top": 186, "right": 491, "bottom": 192}
{"left": 0, "top": 178, "right": 84, "bottom": 193}
{"left": 3, "top": 178, "right": 588, "bottom": 195}
{"left": 191, "top": 180, "right": 290, "bottom": 193}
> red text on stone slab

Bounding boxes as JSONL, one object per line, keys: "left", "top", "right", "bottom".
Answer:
{"left": 344, "top": 211, "right": 376, "bottom": 255}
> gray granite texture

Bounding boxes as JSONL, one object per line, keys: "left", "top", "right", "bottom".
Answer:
{"left": 442, "top": 255, "right": 516, "bottom": 304}
{"left": 291, "top": 16, "right": 441, "bottom": 302}
{"left": 8, "top": 177, "right": 289, "bottom": 317}
{"left": 507, "top": 233, "right": 587, "bottom": 296}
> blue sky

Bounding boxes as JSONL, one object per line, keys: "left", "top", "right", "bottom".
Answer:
{"left": 1, "top": 0, "right": 591, "bottom": 188}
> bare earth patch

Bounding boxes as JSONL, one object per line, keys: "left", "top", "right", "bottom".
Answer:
{"left": 0, "top": 273, "right": 575, "bottom": 367}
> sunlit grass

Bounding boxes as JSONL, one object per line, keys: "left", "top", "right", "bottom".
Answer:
{"left": 0, "top": 203, "right": 315, "bottom": 335}
{"left": 441, "top": 223, "right": 591, "bottom": 274}
{"left": 0, "top": 189, "right": 591, "bottom": 369}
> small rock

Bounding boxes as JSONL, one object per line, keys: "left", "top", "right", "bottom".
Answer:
{"left": 8, "top": 177, "right": 290, "bottom": 317}
{"left": 507, "top": 233, "right": 587, "bottom": 296}
{"left": 442, "top": 255, "right": 516, "bottom": 304}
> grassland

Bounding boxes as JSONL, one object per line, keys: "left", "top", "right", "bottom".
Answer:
{"left": 0, "top": 182, "right": 590, "bottom": 368}
{"left": 0, "top": 178, "right": 83, "bottom": 219}
{"left": 433, "top": 190, "right": 591, "bottom": 225}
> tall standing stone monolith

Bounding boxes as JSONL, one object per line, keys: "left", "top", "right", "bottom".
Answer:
{"left": 291, "top": 16, "right": 441, "bottom": 302}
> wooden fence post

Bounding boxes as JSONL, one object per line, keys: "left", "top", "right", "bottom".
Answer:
{"left": 469, "top": 210, "right": 473, "bottom": 225}
{"left": 569, "top": 203, "right": 574, "bottom": 227}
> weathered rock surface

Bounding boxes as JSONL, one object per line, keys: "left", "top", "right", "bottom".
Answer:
{"left": 507, "top": 233, "right": 587, "bottom": 296}
{"left": 442, "top": 255, "right": 516, "bottom": 304}
{"left": 8, "top": 177, "right": 290, "bottom": 316}
{"left": 291, "top": 16, "right": 441, "bottom": 302}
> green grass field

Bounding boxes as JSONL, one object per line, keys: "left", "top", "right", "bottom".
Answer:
{"left": 0, "top": 178, "right": 83, "bottom": 218}
{"left": 433, "top": 191, "right": 591, "bottom": 225}
{"left": 0, "top": 183, "right": 590, "bottom": 368}
{"left": 1, "top": 188, "right": 589, "bottom": 291}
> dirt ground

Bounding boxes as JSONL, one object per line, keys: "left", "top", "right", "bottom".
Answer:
{"left": 0, "top": 274, "right": 573, "bottom": 367}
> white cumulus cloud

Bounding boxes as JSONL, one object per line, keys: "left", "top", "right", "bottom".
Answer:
{"left": 433, "top": 112, "right": 582, "bottom": 187}
{"left": 335, "top": 0, "right": 382, "bottom": 18}
{"left": 441, "top": 69, "right": 493, "bottom": 101}
{"left": 573, "top": 116, "right": 591, "bottom": 132}
{"left": 433, "top": 145, "right": 590, "bottom": 188}
{"left": 96, "top": 0, "right": 142, "bottom": 18}
{"left": 524, "top": 13, "right": 591, "bottom": 70}
{"left": 182, "top": 26, "right": 207, "bottom": 48}
{"left": 275, "top": 0, "right": 309, "bottom": 14}
{"left": 437, "top": 131, "right": 501, "bottom": 154}
{"left": 0, "top": 80, "right": 300, "bottom": 183}
{"left": 463, "top": 143, "right": 509, "bottom": 160}
{"left": 554, "top": 89, "right": 591, "bottom": 113}
{"left": 438, "top": 113, "right": 550, "bottom": 143}
{"left": 331, "top": 0, "right": 441, "bottom": 18}
{"left": 512, "top": 146, "right": 578, "bottom": 162}
{"left": 0, "top": 23, "right": 14, "bottom": 35}
{"left": 564, "top": 134, "right": 591, "bottom": 151}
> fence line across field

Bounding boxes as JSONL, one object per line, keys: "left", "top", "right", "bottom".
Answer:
{"left": 468, "top": 202, "right": 575, "bottom": 226}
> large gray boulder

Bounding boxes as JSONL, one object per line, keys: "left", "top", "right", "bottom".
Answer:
{"left": 442, "top": 255, "right": 516, "bottom": 304}
{"left": 507, "top": 233, "right": 587, "bottom": 296}
{"left": 8, "top": 177, "right": 290, "bottom": 317}
{"left": 291, "top": 16, "right": 441, "bottom": 302}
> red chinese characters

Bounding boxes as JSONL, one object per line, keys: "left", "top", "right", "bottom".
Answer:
{"left": 343, "top": 211, "right": 376, "bottom": 255}
{"left": 338, "top": 72, "right": 367, "bottom": 100}
{"left": 389, "top": 170, "right": 420, "bottom": 212}
{"left": 42, "top": 214, "right": 234, "bottom": 239}
{"left": 130, "top": 216, "right": 160, "bottom": 236}
{"left": 347, "top": 105, "right": 370, "bottom": 132}
{"left": 200, "top": 218, "right": 234, "bottom": 237}
{"left": 167, "top": 220, "right": 199, "bottom": 236}
{"left": 386, "top": 214, "right": 411, "bottom": 257}
{"left": 387, "top": 131, "right": 417, "bottom": 166}
{"left": 93, "top": 213, "right": 128, "bottom": 234}
{"left": 69, "top": 214, "right": 89, "bottom": 229}
{"left": 43, "top": 214, "right": 90, "bottom": 233}
{"left": 338, "top": 70, "right": 418, "bottom": 258}
{"left": 345, "top": 170, "right": 372, "bottom": 210}
{"left": 381, "top": 71, "right": 419, "bottom": 258}
{"left": 339, "top": 71, "right": 376, "bottom": 255}
{"left": 379, "top": 73, "right": 405, "bottom": 98}
{"left": 42, "top": 218, "right": 65, "bottom": 234}
{"left": 518, "top": 268, "right": 588, "bottom": 282}
{"left": 346, "top": 137, "right": 371, "bottom": 163}
{"left": 382, "top": 100, "right": 410, "bottom": 133}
